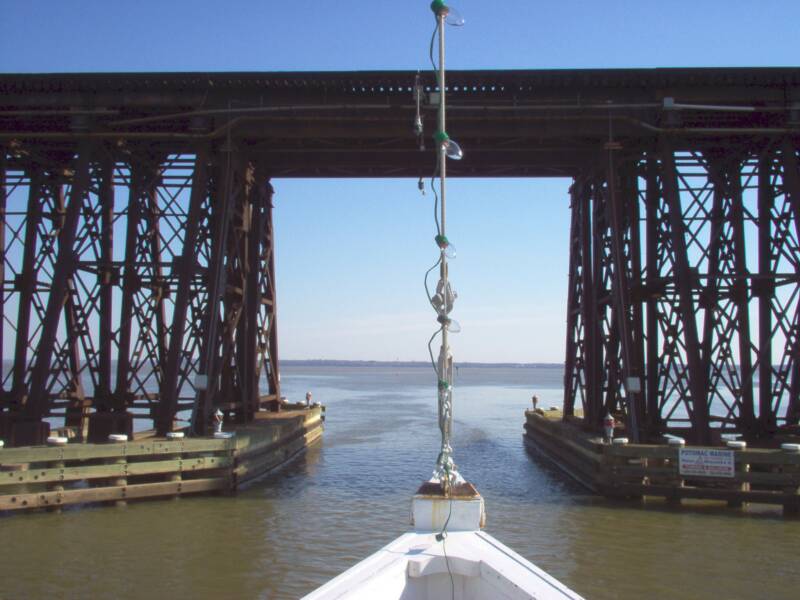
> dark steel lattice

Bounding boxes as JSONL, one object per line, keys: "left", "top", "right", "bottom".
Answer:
{"left": 564, "top": 141, "right": 800, "bottom": 443}
{"left": 0, "top": 145, "right": 280, "bottom": 444}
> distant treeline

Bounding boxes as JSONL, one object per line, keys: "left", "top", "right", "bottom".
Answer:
{"left": 280, "top": 359, "right": 563, "bottom": 369}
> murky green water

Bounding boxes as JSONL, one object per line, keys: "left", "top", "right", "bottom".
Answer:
{"left": 1, "top": 365, "right": 798, "bottom": 599}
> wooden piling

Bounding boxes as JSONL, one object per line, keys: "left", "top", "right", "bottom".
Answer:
{"left": 46, "top": 436, "right": 68, "bottom": 512}
{"left": 727, "top": 441, "right": 749, "bottom": 508}
{"left": 166, "top": 432, "right": 184, "bottom": 501}
{"left": 108, "top": 434, "right": 128, "bottom": 507}
{"left": 781, "top": 444, "right": 800, "bottom": 517}
{"left": 665, "top": 438, "right": 685, "bottom": 506}
{"left": 49, "top": 458, "right": 65, "bottom": 513}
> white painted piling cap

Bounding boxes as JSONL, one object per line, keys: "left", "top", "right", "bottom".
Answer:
{"left": 612, "top": 437, "right": 629, "bottom": 445}
{"left": 108, "top": 434, "right": 128, "bottom": 443}
{"left": 46, "top": 436, "right": 68, "bottom": 446}
{"left": 166, "top": 431, "right": 185, "bottom": 440}
{"left": 726, "top": 440, "right": 747, "bottom": 450}
{"left": 781, "top": 443, "right": 800, "bottom": 453}
{"left": 0, "top": 440, "right": 4, "bottom": 448}
{"left": 213, "top": 431, "right": 234, "bottom": 439}
{"left": 667, "top": 437, "right": 686, "bottom": 447}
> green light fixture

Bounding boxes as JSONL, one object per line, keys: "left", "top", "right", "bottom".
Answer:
{"left": 430, "top": 0, "right": 465, "bottom": 26}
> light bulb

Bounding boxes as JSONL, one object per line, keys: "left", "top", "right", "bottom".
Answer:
{"left": 431, "top": 1, "right": 465, "bottom": 26}
{"left": 444, "top": 6, "right": 465, "bottom": 26}
{"left": 436, "top": 315, "right": 460, "bottom": 332}
{"left": 434, "top": 131, "right": 463, "bottom": 160}
{"left": 435, "top": 234, "right": 456, "bottom": 258}
{"left": 443, "top": 138, "right": 463, "bottom": 160}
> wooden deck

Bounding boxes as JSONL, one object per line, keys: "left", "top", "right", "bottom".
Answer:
{"left": 0, "top": 405, "right": 324, "bottom": 513}
{"left": 524, "top": 409, "right": 800, "bottom": 516}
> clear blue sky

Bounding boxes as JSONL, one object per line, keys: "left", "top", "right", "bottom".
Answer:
{"left": 2, "top": 1, "right": 798, "bottom": 362}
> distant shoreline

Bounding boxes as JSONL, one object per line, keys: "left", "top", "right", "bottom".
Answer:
{"left": 0, "top": 358, "right": 564, "bottom": 369}
{"left": 280, "top": 359, "right": 563, "bottom": 368}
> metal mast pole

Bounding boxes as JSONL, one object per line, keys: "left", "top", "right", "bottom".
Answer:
{"left": 431, "top": 1, "right": 459, "bottom": 490}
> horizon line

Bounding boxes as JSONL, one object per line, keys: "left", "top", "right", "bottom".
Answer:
{"left": 280, "top": 359, "right": 564, "bottom": 367}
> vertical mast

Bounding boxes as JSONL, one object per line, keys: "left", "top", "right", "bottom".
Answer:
{"left": 430, "top": 0, "right": 462, "bottom": 491}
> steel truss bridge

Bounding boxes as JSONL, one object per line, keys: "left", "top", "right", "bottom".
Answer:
{"left": 0, "top": 68, "right": 798, "bottom": 445}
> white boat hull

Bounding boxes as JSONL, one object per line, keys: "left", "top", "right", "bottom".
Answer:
{"left": 302, "top": 529, "right": 583, "bottom": 600}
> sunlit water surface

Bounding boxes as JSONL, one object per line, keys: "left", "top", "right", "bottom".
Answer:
{"left": 1, "top": 365, "right": 798, "bottom": 599}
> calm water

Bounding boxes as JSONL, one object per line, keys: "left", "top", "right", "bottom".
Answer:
{"left": 1, "top": 365, "right": 798, "bottom": 599}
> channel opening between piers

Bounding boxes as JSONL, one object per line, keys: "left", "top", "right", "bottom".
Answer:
{"left": 1, "top": 68, "right": 799, "bottom": 512}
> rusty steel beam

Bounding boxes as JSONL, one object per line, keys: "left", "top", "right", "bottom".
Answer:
{"left": 563, "top": 183, "right": 583, "bottom": 419}
{"left": 241, "top": 163, "right": 276, "bottom": 419}
{"left": 25, "top": 151, "right": 90, "bottom": 422}
{"left": 660, "top": 141, "right": 712, "bottom": 444}
{"left": 190, "top": 149, "right": 241, "bottom": 436}
{"left": 240, "top": 169, "right": 259, "bottom": 421}
{"left": 158, "top": 149, "right": 209, "bottom": 434}
{"left": 604, "top": 150, "right": 642, "bottom": 442}
{"left": 591, "top": 181, "right": 616, "bottom": 420}
{"left": 727, "top": 159, "right": 757, "bottom": 434}
{"left": 580, "top": 181, "right": 599, "bottom": 426}
{"left": 622, "top": 164, "right": 647, "bottom": 435}
{"left": 757, "top": 152, "right": 775, "bottom": 432}
{"left": 97, "top": 155, "right": 115, "bottom": 409}
{"left": 220, "top": 160, "right": 249, "bottom": 424}
{"left": 11, "top": 171, "right": 42, "bottom": 405}
{"left": 62, "top": 279, "right": 88, "bottom": 432}
{"left": 58, "top": 156, "right": 106, "bottom": 435}
{"left": 701, "top": 158, "right": 730, "bottom": 425}
{"left": 778, "top": 142, "right": 800, "bottom": 426}
{"left": 0, "top": 153, "right": 6, "bottom": 403}
{"left": 113, "top": 163, "right": 145, "bottom": 410}
{"left": 702, "top": 154, "right": 756, "bottom": 434}
{"left": 563, "top": 177, "right": 600, "bottom": 426}
{"left": 644, "top": 159, "right": 661, "bottom": 435}
{"left": 147, "top": 183, "right": 169, "bottom": 389}
{"left": 258, "top": 178, "right": 281, "bottom": 407}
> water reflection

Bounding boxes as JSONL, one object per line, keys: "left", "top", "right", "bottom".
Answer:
{"left": 1, "top": 365, "right": 798, "bottom": 600}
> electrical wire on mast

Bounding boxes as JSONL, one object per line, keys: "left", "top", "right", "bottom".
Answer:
{"left": 425, "top": 0, "right": 464, "bottom": 494}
